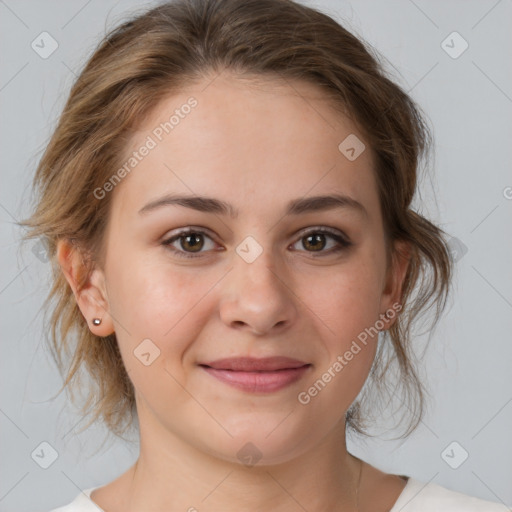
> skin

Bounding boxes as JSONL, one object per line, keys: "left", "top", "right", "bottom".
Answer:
{"left": 58, "top": 70, "right": 411, "bottom": 511}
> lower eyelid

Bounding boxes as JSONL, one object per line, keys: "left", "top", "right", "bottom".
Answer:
{"left": 163, "top": 231, "right": 216, "bottom": 255}
{"left": 163, "top": 228, "right": 351, "bottom": 258}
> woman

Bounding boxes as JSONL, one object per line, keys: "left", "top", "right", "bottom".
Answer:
{"left": 20, "top": 0, "right": 507, "bottom": 510}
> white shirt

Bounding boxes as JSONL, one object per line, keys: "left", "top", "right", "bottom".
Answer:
{"left": 48, "top": 477, "right": 509, "bottom": 511}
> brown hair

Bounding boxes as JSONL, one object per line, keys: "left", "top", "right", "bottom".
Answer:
{"left": 19, "top": 0, "right": 453, "bottom": 442}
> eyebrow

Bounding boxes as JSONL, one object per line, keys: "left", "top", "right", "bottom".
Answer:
{"left": 138, "top": 193, "right": 368, "bottom": 219}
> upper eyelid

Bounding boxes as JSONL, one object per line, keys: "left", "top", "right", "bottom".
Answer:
{"left": 164, "top": 224, "right": 344, "bottom": 237}
{"left": 163, "top": 225, "right": 350, "bottom": 249}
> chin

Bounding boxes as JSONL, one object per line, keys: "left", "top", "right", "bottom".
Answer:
{"left": 194, "top": 417, "right": 318, "bottom": 468}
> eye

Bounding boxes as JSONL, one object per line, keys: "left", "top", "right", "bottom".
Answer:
{"left": 161, "top": 226, "right": 352, "bottom": 259}
{"left": 162, "top": 227, "right": 218, "bottom": 259}
{"left": 289, "top": 227, "right": 352, "bottom": 256}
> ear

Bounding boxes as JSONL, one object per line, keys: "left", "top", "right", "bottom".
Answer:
{"left": 56, "top": 238, "right": 115, "bottom": 336}
{"left": 379, "top": 239, "right": 411, "bottom": 329}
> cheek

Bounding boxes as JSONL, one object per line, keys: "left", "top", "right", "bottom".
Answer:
{"left": 108, "top": 266, "right": 212, "bottom": 410}
{"left": 297, "top": 271, "right": 381, "bottom": 410}
{"left": 107, "top": 259, "right": 218, "bottom": 365}
{"left": 299, "top": 261, "right": 383, "bottom": 343}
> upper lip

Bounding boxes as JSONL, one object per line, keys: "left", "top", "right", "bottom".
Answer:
{"left": 199, "top": 357, "right": 310, "bottom": 371}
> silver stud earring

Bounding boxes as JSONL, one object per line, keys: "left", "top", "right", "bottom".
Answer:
{"left": 92, "top": 318, "right": 102, "bottom": 326}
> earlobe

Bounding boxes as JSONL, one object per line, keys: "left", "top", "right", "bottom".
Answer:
{"left": 56, "top": 238, "right": 115, "bottom": 336}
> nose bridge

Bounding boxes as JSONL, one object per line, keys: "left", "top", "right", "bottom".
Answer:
{"left": 233, "top": 233, "right": 283, "bottom": 295}
{"left": 219, "top": 232, "right": 297, "bottom": 334}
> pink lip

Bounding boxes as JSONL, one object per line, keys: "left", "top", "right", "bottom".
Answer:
{"left": 199, "top": 357, "right": 311, "bottom": 393}
{"left": 201, "top": 356, "right": 308, "bottom": 371}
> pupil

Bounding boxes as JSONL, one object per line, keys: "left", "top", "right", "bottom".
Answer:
{"left": 305, "top": 234, "right": 325, "bottom": 251}
{"left": 184, "top": 234, "right": 203, "bottom": 252}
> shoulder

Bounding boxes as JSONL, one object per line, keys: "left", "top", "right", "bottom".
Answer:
{"left": 391, "top": 477, "right": 510, "bottom": 512}
{"left": 47, "top": 487, "right": 103, "bottom": 512}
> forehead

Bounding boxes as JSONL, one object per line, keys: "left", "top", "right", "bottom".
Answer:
{"left": 110, "top": 72, "right": 379, "bottom": 223}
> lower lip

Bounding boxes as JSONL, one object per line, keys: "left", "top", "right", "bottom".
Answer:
{"left": 201, "top": 365, "right": 311, "bottom": 393}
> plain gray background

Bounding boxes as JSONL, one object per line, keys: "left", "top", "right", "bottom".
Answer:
{"left": 1, "top": 0, "right": 511, "bottom": 510}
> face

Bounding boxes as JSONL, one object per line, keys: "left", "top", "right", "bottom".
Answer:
{"left": 63, "top": 71, "right": 408, "bottom": 466}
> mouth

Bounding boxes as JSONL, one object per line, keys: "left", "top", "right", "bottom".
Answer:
{"left": 198, "top": 357, "right": 312, "bottom": 393}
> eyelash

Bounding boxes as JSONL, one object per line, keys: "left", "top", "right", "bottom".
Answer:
{"left": 161, "top": 226, "right": 352, "bottom": 260}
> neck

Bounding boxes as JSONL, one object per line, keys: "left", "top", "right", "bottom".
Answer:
{"left": 120, "top": 409, "right": 361, "bottom": 512}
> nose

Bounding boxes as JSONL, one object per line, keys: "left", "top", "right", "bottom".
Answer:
{"left": 219, "top": 248, "right": 298, "bottom": 336}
